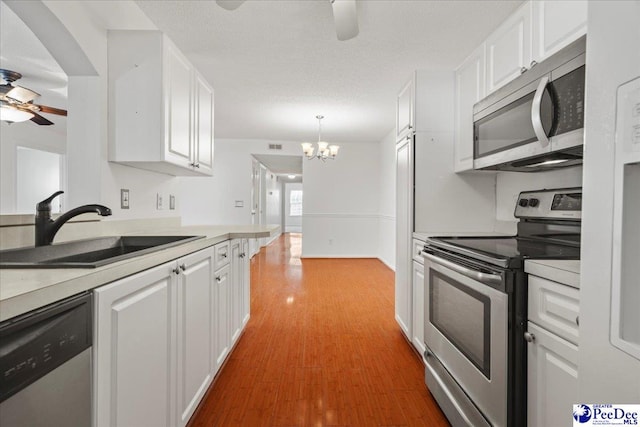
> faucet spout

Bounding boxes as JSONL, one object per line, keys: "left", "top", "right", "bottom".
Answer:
{"left": 35, "top": 191, "right": 112, "bottom": 246}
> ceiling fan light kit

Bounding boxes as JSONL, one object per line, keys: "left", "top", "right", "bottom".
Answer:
{"left": 0, "top": 69, "right": 67, "bottom": 125}
{"left": 302, "top": 115, "right": 340, "bottom": 161}
{"left": 0, "top": 103, "right": 34, "bottom": 123}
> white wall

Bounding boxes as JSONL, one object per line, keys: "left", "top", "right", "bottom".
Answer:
{"left": 17, "top": 1, "right": 180, "bottom": 220}
{"left": 302, "top": 141, "right": 381, "bottom": 258}
{"left": 179, "top": 138, "right": 299, "bottom": 226}
{"left": 579, "top": 0, "right": 640, "bottom": 402}
{"left": 378, "top": 129, "right": 396, "bottom": 269}
{"left": 284, "top": 182, "right": 303, "bottom": 233}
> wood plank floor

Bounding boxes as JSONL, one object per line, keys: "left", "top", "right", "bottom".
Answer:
{"left": 190, "top": 233, "right": 450, "bottom": 426}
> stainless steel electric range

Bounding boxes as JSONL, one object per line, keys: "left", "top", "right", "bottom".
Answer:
{"left": 422, "top": 188, "right": 582, "bottom": 427}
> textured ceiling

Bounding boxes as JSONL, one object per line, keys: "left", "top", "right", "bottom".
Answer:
{"left": 136, "top": 0, "right": 524, "bottom": 144}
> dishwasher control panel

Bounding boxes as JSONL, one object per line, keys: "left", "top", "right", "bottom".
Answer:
{"left": 0, "top": 293, "right": 92, "bottom": 403}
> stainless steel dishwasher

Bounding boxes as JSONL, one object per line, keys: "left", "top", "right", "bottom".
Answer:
{"left": 0, "top": 292, "right": 92, "bottom": 426}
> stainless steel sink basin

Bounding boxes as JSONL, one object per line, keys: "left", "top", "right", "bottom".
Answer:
{"left": 0, "top": 235, "right": 205, "bottom": 269}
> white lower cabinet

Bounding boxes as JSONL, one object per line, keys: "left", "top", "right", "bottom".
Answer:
{"left": 230, "top": 239, "right": 243, "bottom": 345}
{"left": 526, "top": 271, "right": 580, "bottom": 427}
{"left": 94, "top": 241, "right": 250, "bottom": 427}
{"left": 176, "top": 249, "right": 215, "bottom": 427}
{"left": 213, "top": 263, "right": 231, "bottom": 370}
{"left": 94, "top": 261, "right": 177, "bottom": 427}
{"left": 527, "top": 322, "right": 579, "bottom": 427}
{"left": 411, "top": 260, "right": 425, "bottom": 359}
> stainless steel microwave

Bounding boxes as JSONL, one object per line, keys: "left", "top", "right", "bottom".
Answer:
{"left": 473, "top": 36, "right": 586, "bottom": 172}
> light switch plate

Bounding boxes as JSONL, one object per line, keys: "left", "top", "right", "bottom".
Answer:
{"left": 170, "top": 195, "right": 176, "bottom": 210}
{"left": 235, "top": 200, "right": 244, "bottom": 208}
{"left": 121, "top": 189, "right": 130, "bottom": 209}
{"left": 156, "top": 193, "right": 163, "bottom": 210}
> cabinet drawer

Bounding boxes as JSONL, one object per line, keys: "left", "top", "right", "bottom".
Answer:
{"left": 412, "top": 239, "right": 425, "bottom": 264}
{"left": 213, "top": 241, "right": 230, "bottom": 270}
{"left": 528, "top": 275, "right": 580, "bottom": 345}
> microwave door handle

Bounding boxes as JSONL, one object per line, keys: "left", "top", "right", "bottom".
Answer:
{"left": 423, "top": 252, "right": 503, "bottom": 287}
{"left": 531, "top": 75, "right": 551, "bottom": 148}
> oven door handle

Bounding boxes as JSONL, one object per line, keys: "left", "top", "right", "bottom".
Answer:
{"left": 423, "top": 252, "right": 503, "bottom": 287}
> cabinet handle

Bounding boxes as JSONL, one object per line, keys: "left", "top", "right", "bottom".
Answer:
{"left": 190, "top": 162, "right": 200, "bottom": 168}
{"left": 239, "top": 253, "right": 246, "bottom": 258}
{"left": 524, "top": 332, "right": 536, "bottom": 343}
{"left": 215, "top": 276, "right": 222, "bottom": 282}
{"left": 576, "top": 316, "right": 579, "bottom": 326}
{"left": 408, "top": 125, "right": 413, "bottom": 130}
{"left": 179, "top": 263, "right": 186, "bottom": 271}
{"left": 172, "top": 267, "right": 180, "bottom": 275}
{"left": 529, "top": 60, "right": 537, "bottom": 68}
{"left": 221, "top": 253, "right": 227, "bottom": 258}
{"left": 520, "top": 66, "right": 527, "bottom": 74}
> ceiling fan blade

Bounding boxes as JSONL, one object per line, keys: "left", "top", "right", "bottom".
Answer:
{"left": 216, "top": 0, "right": 245, "bottom": 11}
{"left": 30, "top": 112, "right": 54, "bottom": 126}
{"left": 35, "top": 104, "right": 68, "bottom": 116}
{"left": 331, "top": 0, "right": 359, "bottom": 41}
{"left": 7, "top": 85, "right": 40, "bottom": 104}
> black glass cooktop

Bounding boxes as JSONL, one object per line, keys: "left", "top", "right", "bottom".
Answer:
{"left": 427, "top": 236, "right": 580, "bottom": 268}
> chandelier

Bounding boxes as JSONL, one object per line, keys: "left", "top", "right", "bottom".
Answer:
{"left": 301, "top": 115, "right": 340, "bottom": 161}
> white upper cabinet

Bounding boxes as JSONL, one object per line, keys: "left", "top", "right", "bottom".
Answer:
{"left": 485, "top": 2, "right": 532, "bottom": 94}
{"left": 108, "top": 30, "right": 214, "bottom": 176}
{"left": 396, "top": 78, "right": 415, "bottom": 140}
{"left": 532, "top": 1, "right": 587, "bottom": 63}
{"left": 454, "top": 44, "right": 486, "bottom": 172}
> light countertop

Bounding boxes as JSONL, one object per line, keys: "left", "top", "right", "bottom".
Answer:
{"left": 525, "top": 259, "right": 581, "bottom": 289}
{"left": 0, "top": 225, "right": 279, "bottom": 322}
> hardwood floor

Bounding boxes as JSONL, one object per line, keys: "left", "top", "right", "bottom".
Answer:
{"left": 190, "top": 233, "right": 449, "bottom": 426}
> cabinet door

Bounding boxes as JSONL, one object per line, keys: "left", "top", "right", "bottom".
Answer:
{"left": 94, "top": 262, "right": 176, "bottom": 427}
{"left": 194, "top": 72, "right": 214, "bottom": 175}
{"left": 395, "top": 136, "right": 413, "bottom": 339}
{"left": 411, "top": 260, "right": 426, "bottom": 360}
{"left": 527, "top": 322, "right": 578, "bottom": 427}
{"left": 230, "top": 239, "right": 243, "bottom": 345}
{"left": 486, "top": 2, "right": 532, "bottom": 94}
{"left": 165, "top": 41, "right": 193, "bottom": 168}
{"left": 176, "top": 248, "right": 214, "bottom": 427}
{"left": 532, "top": 1, "right": 587, "bottom": 62}
{"left": 454, "top": 44, "right": 486, "bottom": 172}
{"left": 242, "top": 238, "right": 250, "bottom": 326}
{"left": 214, "top": 263, "right": 231, "bottom": 371}
{"left": 396, "top": 77, "right": 414, "bottom": 140}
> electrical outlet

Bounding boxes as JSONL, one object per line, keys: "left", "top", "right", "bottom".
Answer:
{"left": 121, "top": 189, "right": 130, "bottom": 209}
{"left": 156, "top": 193, "right": 163, "bottom": 210}
{"left": 169, "top": 195, "right": 175, "bottom": 210}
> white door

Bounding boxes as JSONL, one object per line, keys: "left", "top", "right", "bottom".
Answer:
{"left": 250, "top": 159, "right": 260, "bottom": 257}
{"left": 230, "top": 239, "right": 243, "bottom": 345}
{"left": 214, "top": 263, "right": 231, "bottom": 371}
{"left": 94, "top": 262, "right": 176, "bottom": 427}
{"left": 259, "top": 164, "right": 267, "bottom": 247}
{"left": 395, "top": 136, "right": 412, "bottom": 339}
{"left": 194, "top": 73, "right": 214, "bottom": 174}
{"left": 176, "top": 248, "right": 214, "bottom": 427}
{"left": 527, "top": 322, "right": 578, "bottom": 427}
{"left": 165, "top": 41, "right": 193, "bottom": 167}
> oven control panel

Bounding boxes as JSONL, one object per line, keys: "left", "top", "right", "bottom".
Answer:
{"left": 514, "top": 188, "right": 582, "bottom": 220}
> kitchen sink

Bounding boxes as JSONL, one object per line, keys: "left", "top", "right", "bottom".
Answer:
{"left": 0, "top": 235, "right": 205, "bottom": 269}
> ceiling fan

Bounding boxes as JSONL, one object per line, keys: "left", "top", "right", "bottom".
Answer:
{"left": 0, "top": 69, "right": 67, "bottom": 125}
{"left": 215, "top": 0, "right": 359, "bottom": 41}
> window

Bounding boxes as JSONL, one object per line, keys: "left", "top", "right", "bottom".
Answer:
{"left": 289, "top": 190, "right": 303, "bottom": 216}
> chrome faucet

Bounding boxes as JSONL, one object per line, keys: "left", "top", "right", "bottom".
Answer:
{"left": 35, "top": 191, "right": 112, "bottom": 246}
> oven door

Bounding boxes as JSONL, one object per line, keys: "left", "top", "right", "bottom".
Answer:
{"left": 423, "top": 251, "right": 508, "bottom": 427}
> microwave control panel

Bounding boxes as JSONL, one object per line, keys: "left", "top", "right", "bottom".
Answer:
{"left": 550, "top": 65, "right": 585, "bottom": 136}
